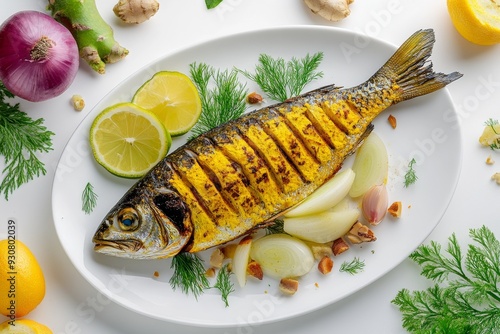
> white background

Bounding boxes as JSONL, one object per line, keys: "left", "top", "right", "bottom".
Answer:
{"left": 1, "top": 0, "right": 499, "bottom": 333}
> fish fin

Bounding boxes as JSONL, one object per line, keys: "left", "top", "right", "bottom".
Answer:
{"left": 378, "top": 29, "right": 462, "bottom": 102}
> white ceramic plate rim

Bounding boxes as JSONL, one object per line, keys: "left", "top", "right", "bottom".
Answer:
{"left": 51, "top": 25, "right": 462, "bottom": 327}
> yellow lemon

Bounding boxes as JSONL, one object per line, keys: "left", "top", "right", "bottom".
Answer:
{"left": 0, "top": 319, "right": 52, "bottom": 334}
{"left": 447, "top": 0, "right": 500, "bottom": 45}
{"left": 132, "top": 71, "right": 202, "bottom": 136}
{"left": 90, "top": 102, "right": 171, "bottom": 178}
{"left": 0, "top": 240, "right": 45, "bottom": 318}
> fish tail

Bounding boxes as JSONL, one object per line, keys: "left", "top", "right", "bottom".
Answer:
{"left": 378, "top": 29, "right": 462, "bottom": 102}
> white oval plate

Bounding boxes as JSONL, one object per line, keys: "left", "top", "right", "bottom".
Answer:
{"left": 52, "top": 26, "right": 462, "bottom": 327}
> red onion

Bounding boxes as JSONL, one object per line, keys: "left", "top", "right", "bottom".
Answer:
{"left": 0, "top": 11, "right": 79, "bottom": 102}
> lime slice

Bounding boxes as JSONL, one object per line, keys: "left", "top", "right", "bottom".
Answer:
{"left": 90, "top": 102, "right": 171, "bottom": 178}
{"left": 132, "top": 71, "right": 202, "bottom": 136}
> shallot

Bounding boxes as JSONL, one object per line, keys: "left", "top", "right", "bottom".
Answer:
{"left": 0, "top": 11, "right": 79, "bottom": 102}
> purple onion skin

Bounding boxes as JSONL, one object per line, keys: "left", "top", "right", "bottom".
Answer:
{"left": 0, "top": 11, "right": 79, "bottom": 102}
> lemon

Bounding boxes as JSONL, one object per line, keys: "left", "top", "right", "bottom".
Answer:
{"left": 0, "top": 319, "right": 52, "bottom": 334}
{"left": 132, "top": 71, "right": 202, "bottom": 136}
{"left": 447, "top": 0, "right": 500, "bottom": 45}
{"left": 90, "top": 102, "right": 171, "bottom": 178}
{"left": 0, "top": 240, "right": 45, "bottom": 318}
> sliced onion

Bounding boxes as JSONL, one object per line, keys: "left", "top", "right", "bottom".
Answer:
{"left": 0, "top": 11, "right": 79, "bottom": 102}
{"left": 232, "top": 236, "right": 252, "bottom": 287}
{"left": 349, "top": 132, "right": 388, "bottom": 198}
{"left": 283, "top": 209, "right": 360, "bottom": 243}
{"left": 285, "top": 168, "right": 355, "bottom": 218}
{"left": 250, "top": 234, "right": 314, "bottom": 279}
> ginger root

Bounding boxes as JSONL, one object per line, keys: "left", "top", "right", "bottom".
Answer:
{"left": 113, "top": 0, "right": 160, "bottom": 24}
{"left": 48, "top": 0, "right": 129, "bottom": 74}
{"left": 304, "top": 0, "right": 354, "bottom": 22}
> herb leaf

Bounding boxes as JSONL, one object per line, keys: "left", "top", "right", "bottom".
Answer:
{"left": 392, "top": 226, "right": 500, "bottom": 333}
{"left": 404, "top": 158, "right": 418, "bottom": 188}
{"left": 240, "top": 52, "right": 324, "bottom": 102}
{"left": 339, "top": 257, "right": 365, "bottom": 275}
{"left": 266, "top": 219, "right": 285, "bottom": 235}
{"left": 82, "top": 182, "right": 98, "bottom": 214}
{"left": 205, "top": 0, "right": 223, "bottom": 9}
{"left": 213, "top": 264, "right": 234, "bottom": 307}
{"left": 0, "top": 82, "right": 54, "bottom": 200}
{"left": 188, "top": 63, "right": 247, "bottom": 140}
{"left": 169, "top": 253, "right": 210, "bottom": 299}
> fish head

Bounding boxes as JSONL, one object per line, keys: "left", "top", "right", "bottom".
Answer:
{"left": 92, "top": 185, "right": 193, "bottom": 259}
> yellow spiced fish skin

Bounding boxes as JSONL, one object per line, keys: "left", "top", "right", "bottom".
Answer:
{"left": 92, "top": 29, "right": 462, "bottom": 259}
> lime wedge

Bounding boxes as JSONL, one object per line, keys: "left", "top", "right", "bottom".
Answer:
{"left": 90, "top": 102, "right": 171, "bottom": 178}
{"left": 132, "top": 71, "right": 202, "bottom": 136}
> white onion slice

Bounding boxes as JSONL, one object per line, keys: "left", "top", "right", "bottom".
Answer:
{"left": 232, "top": 236, "right": 252, "bottom": 287}
{"left": 250, "top": 234, "right": 314, "bottom": 279}
{"left": 283, "top": 209, "right": 360, "bottom": 243}
{"left": 349, "top": 132, "right": 389, "bottom": 198}
{"left": 285, "top": 168, "right": 355, "bottom": 218}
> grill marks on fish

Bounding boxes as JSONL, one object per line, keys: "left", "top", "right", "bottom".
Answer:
{"left": 166, "top": 99, "right": 359, "bottom": 252}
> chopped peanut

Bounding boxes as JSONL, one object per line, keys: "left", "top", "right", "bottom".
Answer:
{"left": 388, "top": 201, "right": 402, "bottom": 218}
{"left": 247, "top": 260, "right": 263, "bottom": 280}
{"left": 221, "top": 243, "right": 237, "bottom": 259}
{"left": 209, "top": 248, "right": 224, "bottom": 268}
{"left": 247, "top": 92, "right": 263, "bottom": 104}
{"left": 153, "top": 271, "right": 160, "bottom": 278}
{"left": 486, "top": 155, "right": 495, "bottom": 165}
{"left": 318, "top": 256, "right": 334, "bottom": 275}
{"left": 71, "top": 95, "right": 85, "bottom": 111}
{"left": 308, "top": 241, "right": 333, "bottom": 260}
{"left": 205, "top": 267, "right": 216, "bottom": 278}
{"left": 279, "top": 278, "right": 299, "bottom": 295}
{"left": 388, "top": 114, "right": 397, "bottom": 129}
{"left": 332, "top": 237, "right": 349, "bottom": 256}
{"left": 347, "top": 222, "right": 377, "bottom": 244}
{"left": 492, "top": 173, "right": 500, "bottom": 185}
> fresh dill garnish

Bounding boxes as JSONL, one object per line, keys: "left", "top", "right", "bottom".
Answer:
{"left": 188, "top": 62, "right": 247, "bottom": 141}
{"left": 205, "top": 0, "right": 223, "bottom": 9}
{"left": 213, "top": 263, "right": 234, "bottom": 307}
{"left": 404, "top": 158, "right": 418, "bottom": 188}
{"left": 392, "top": 226, "right": 500, "bottom": 333}
{"left": 170, "top": 253, "right": 210, "bottom": 299}
{"left": 239, "top": 52, "right": 324, "bottom": 102}
{"left": 82, "top": 182, "right": 98, "bottom": 214}
{"left": 0, "top": 82, "right": 54, "bottom": 200}
{"left": 484, "top": 118, "right": 500, "bottom": 150}
{"left": 339, "top": 257, "right": 365, "bottom": 275}
{"left": 266, "top": 218, "right": 285, "bottom": 235}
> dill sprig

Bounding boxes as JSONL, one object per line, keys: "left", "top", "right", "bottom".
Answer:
{"left": 213, "top": 263, "right": 234, "bottom": 307}
{"left": 266, "top": 218, "right": 285, "bottom": 235}
{"left": 0, "top": 82, "right": 54, "bottom": 200}
{"left": 339, "top": 257, "right": 365, "bottom": 275}
{"left": 404, "top": 158, "right": 418, "bottom": 188}
{"left": 82, "top": 182, "right": 98, "bottom": 214}
{"left": 188, "top": 62, "right": 247, "bottom": 141}
{"left": 392, "top": 226, "right": 500, "bottom": 333}
{"left": 485, "top": 118, "right": 500, "bottom": 150}
{"left": 169, "top": 253, "right": 210, "bottom": 299}
{"left": 239, "top": 52, "right": 324, "bottom": 102}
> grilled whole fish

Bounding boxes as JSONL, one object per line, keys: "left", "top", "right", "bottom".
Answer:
{"left": 93, "top": 29, "right": 461, "bottom": 259}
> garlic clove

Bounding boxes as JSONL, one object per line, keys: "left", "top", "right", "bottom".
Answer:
{"left": 361, "top": 184, "right": 388, "bottom": 225}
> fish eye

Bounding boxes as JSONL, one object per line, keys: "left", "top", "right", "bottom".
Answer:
{"left": 117, "top": 208, "right": 140, "bottom": 231}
